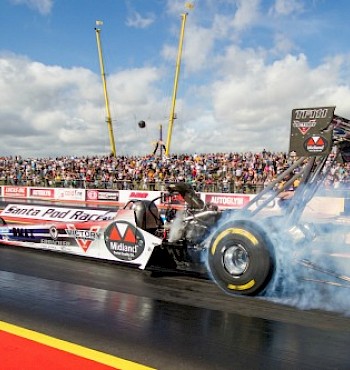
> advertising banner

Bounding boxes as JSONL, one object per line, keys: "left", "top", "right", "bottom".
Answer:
{"left": 29, "top": 188, "right": 55, "bottom": 200}
{"left": 118, "top": 190, "right": 162, "bottom": 204}
{"left": 0, "top": 204, "right": 117, "bottom": 222}
{"left": 86, "top": 189, "right": 120, "bottom": 202}
{"left": 204, "top": 193, "right": 252, "bottom": 209}
{"left": 3, "top": 186, "right": 28, "bottom": 198}
{"left": 55, "top": 188, "right": 85, "bottom": 202}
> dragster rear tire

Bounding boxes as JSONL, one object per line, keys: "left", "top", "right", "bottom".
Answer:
{"left": 207, "top": 220, "right": 274, "bottom": 296}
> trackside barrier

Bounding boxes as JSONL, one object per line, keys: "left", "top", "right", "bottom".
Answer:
{"left": 0, "top": 185, "right": 346, "bottom": 215}
{"left": 0, "top": 185, "right": 257, "bottom": 210}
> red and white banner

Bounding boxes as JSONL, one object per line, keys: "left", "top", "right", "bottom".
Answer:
{"left": 3, "top": 186, "right": 27, "bottom": 198}
{"left": 29, "top": 188, "right": 55, "bottom": 200}
{"left": 204, "top": 193, "right": 253, "bottom": 209}
{"left": 118, "top": 190, "right": 162, "bottom": 204}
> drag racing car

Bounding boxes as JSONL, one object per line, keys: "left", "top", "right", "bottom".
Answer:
{"left": 1, "top": 106, "right": 350, "bottom": 296}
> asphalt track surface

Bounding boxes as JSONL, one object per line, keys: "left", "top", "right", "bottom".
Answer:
{"left": 1, "top": 198, "right": 350, "bottom": 369}
{"left": 1, "top": 245, "right": 350, "bottom": 370}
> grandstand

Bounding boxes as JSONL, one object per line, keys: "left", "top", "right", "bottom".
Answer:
{"left": 0, "top": 151, "right": 349, "bottom": 194}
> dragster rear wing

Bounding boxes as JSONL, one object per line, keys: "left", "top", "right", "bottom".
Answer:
{"left": 289, "top": 106, "right": 350, "bottom": 158}
{"left": 238, "top": 106, "right": 350, "bottom": 220}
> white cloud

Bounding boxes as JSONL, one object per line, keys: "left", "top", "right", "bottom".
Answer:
{"left": 271, "top": 33, "right": 296, "bottom": 56}
{"left": 9, "top": 0, "right": 53, "bottom": 15}
{"left": 2, "top": 1, "right": 350, "bottom": 158}
{"left": 0, "top": 54, "right": 167, "bottom": 157}
{"left": 181, "top": 24, "right": 216, "bottom": 74}
{"left": 2, "top": 45, "right": 350, "bottom": 158}
{"left": 269, "top": 0, "right": 304, "bottom": 16}
{"left": 126, "top": 11, "right": 155, "bottom": 29}
{"left": 165, "top": 0, "right": 192, "bottom": 16}
{"left": 232, "top": 0, "right": 261, "bottom": 30}
{"left": 203, "top": 51, "right": 350, "bottom": 153}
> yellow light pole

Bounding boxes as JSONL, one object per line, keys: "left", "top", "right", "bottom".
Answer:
{"left": 165, "top": 12, "right": 188, "bottom": 157}
{"left": 95, "top": 21, "right": 116, "bottom": 156}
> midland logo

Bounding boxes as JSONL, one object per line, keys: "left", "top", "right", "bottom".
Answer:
{"left": 304, "top": 136, "right": 328, "bottom": 153}
{"left": 65, "top": 224, "right": 101, "bottom": 252}
{"left": 104, "top": 221, "right": 145, "bottom": 261}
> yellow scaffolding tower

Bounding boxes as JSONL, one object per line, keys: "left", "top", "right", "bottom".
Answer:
{"left": 165, "top": 11, "right": 189, "bottom": 157}
{"left": 95, "top": 21, "right": 117, "bottom": 156}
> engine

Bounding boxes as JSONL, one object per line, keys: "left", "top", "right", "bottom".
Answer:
{"left": 165, "top": 208, "right": 222, "bottom": 245}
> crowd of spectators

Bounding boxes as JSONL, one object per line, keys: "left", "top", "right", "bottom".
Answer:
{"left": 0, "top": 151, "right": 349, "bottom": 194}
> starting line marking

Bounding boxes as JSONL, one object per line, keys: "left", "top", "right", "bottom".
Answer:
{"left": 0, "top": 320, "right": 155, "bottom": 370}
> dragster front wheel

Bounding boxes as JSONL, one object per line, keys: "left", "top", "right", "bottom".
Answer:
{"left": 207, "top": 220, "right": 275, "bottom": 296}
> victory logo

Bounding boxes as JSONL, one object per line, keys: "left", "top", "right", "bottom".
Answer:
{"left": 65, "top": 224, "right": 101, "bottom": 252}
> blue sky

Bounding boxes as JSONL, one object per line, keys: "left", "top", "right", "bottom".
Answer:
{"left": 1, "top": 0, "right": 350, "bottom": 157}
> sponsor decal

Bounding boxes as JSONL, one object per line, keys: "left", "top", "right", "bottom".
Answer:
{"left": 65, "top": 224, "right": 101, "bottom": 252}
{"left": 65, "top": 209, "right": 114, "bottom": 222}
{"left": 7, "top": 225, "right": 72, "bottom": 248}
{"left": 11, "top": 227, "right": 35, "bottom": 239}
{"left": 294, "top": 108, "right": 328, "bottom": 120}
{"left": 1, "top": 204, "right": 116, "bottom": 222}
{"left": 3, "top": 186, "right": 27, "bottom": 198}
{"left": 304, "top": 136, "right": 328, "bottom": 153}
{"left": 129, "top": 192, "right": 149, "bottom": 199}
{"left": 1, "top": 205, "right": 41, "bottom": 218}
{"left": 86, "top": 190, "right": 98, "bottom": 200}
{"left": 97, "top": 190, "right": 119, "bottom": 201}
{"left": 205, "top": 194, "right": 250, "bottom": 208}
{"left": 29, "top": 188, "right": 55, "bottom": 199}
{"left": 292, "top": 120, "right": 316, "bottom": 135}
{"left": 41, "top": 225, "right": 74, "bottom": 248}
{"left": 104, "top": 221, "right": 145, "bottom": 261}
{"left": 86, "top": 190, "right": 119, "bottom": 201}
{"left": 55, "top": 188, "right": 85, "bottom": 201}
{"left": 49, "top": 225, "right": 59, "bottom": 239}
{"left": 40, "top": 239, "right": 71, "bottom": 247}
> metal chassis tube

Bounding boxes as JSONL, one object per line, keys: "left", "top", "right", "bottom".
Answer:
{"left": 237, "top": 152, "right": 337, "bottom": 226}
{"left": 238, "top": 156, "right": 306, "bottom": 217}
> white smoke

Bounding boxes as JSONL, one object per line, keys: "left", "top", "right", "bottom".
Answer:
{"left": 167, "top": 210, "right": 185, "bottom": 242}
{"left": 262, "top": 213, "right": 350, "bottom": 316}
{"left": 204, "top": 187, "right": 350, "bottom": 316}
